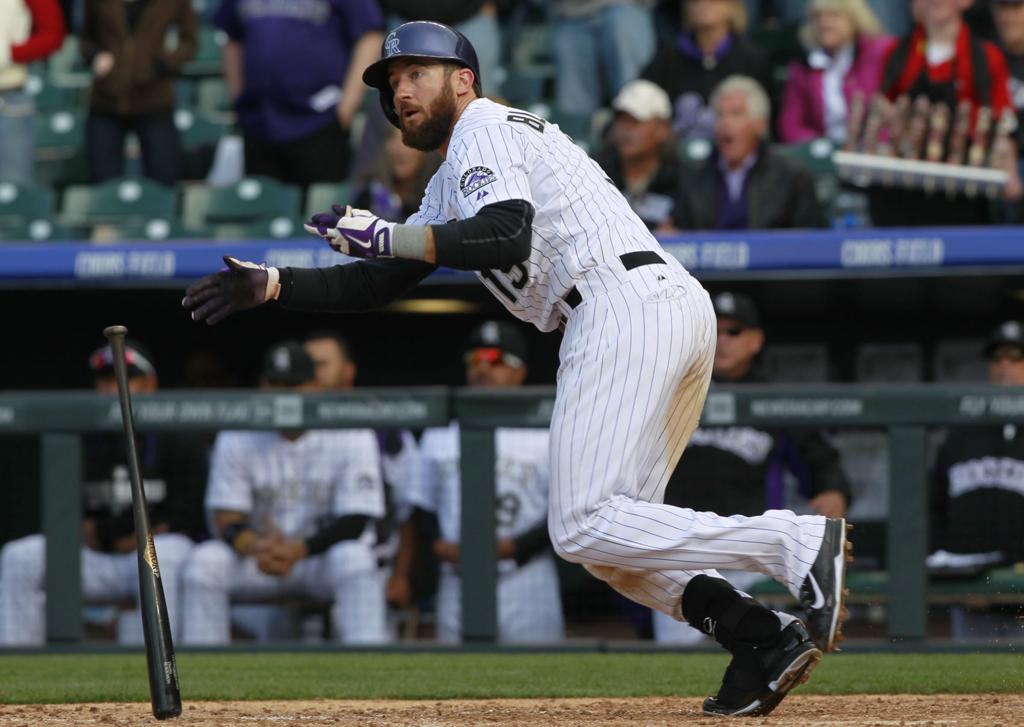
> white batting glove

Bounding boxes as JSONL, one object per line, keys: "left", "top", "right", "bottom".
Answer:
{"left": 304, "top": 204, "right": 396, "bottom": 259}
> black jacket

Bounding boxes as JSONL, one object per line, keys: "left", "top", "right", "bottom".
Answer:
{"left": 931, "top": 424, "right": 1024, "bottom": 564}
{"left": 673, "top": 147, "right": 828, "bottom": 230}
{"left": 664, "top": 370, "right": 851, "bottom": 516}
{"left": 592, "top": 144, "right": 685, "bottom": 230}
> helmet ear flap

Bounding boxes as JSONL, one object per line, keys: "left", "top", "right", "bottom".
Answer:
{"left": 379, "top": 87, "right": 400, "bottom": 128}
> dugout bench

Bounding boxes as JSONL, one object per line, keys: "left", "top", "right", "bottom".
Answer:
{"left": 2, "top": 384, "right": 1024, "bottom": 647}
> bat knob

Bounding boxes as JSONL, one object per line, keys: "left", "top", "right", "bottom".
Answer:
{"left": 104, "top": 325, "right": 129, "bottom": 340}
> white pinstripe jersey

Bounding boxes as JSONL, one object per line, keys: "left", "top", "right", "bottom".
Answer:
{"left": 408, "top": 423, "right": 550, "bottom": 544}
{"left": 205, "top": 430, "right": 385, "bottom": 539}
{"left": 407, "top": 98, "right": 668, "bottom": 332}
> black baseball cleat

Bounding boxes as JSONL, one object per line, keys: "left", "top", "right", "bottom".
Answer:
{"left": 702, "top": 616, "right": 822, "bottom": 717}
{"left": 800, "top": 517, "right": 854, "bottom": 652}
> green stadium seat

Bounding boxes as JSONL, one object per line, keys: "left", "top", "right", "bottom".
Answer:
{"left": 304, "top": 182, "right": 353, "bottom": 219}
{"left": 0, "top": 182, "right": 55, "bottom": 227}
{"left": 502, "top": 70, "right": 548, "bottom": 107}
{"left": 229, "top": 215, "right": 305, "bottom": 240}
{"left": 679, "top": 137, "right": 713, "bottom": 163}
{"left": 34, "top": 110, "right": 89, "bottom": 187}
{"left": 46, "top": 36, "right": 90, "bottom": 88}
{"left": 549, "top": 110, "right": 594, "bottom": 151}
{"left": 197, "top": 77, "right": 232, "bottom": 116}
{"left": 0, "top": 218, "right": 76, "bottom": 242}
{"left": 26, "top": 75, "right": 83, "bottom": 113}
{"left": 174, "top": 108, "right": 230, "bottom": 149}
{"left": 181, "top": 27, "right": 227, "bottom": 77}
{"left": 204, "top": 176, "right": 300, "bottom": 223}
{"left": 775, "top": 138, "right": 840, "bottom": 208}
{"left": 92, "top": 217, "right": 210, "bottom": 242}
{"left": 59, "top": 177, "right": 177, "bottom": 230}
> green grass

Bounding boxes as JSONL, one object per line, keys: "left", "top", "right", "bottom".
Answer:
{"left": 0, "top": 653, "right": 1021, "bottom": 704}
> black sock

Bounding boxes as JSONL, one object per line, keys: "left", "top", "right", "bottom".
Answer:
{"left": 681, "top": 574, "right": 781, "bottom": 651}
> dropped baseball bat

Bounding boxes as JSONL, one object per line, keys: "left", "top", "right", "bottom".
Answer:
{"left": 103, "top": 325, "right": 182, "bottom": 721}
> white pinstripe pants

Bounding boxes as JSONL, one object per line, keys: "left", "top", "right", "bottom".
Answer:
{"left": 547, "top": 267, "right": 826, "bottom": 622}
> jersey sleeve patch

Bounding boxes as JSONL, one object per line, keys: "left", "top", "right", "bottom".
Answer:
{"left": 459, "top": 166, "right": 498, "bottom": 198}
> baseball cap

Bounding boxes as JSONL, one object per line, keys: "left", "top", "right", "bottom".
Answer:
{"left": 712, "top": 291, "right": 761, "bottom": 328}
{"left": 261, "top": 340, "right": 316, "bottom": 385}
{"left": 465, "top": 320, "right": 528, "bottom": 368}
{"left": 89, "top": 340, "right": 156, "bottom": 378}
{"left": 984, "top": 320, "right": 1024, "bottom": 357}
{"left": 611, "top": 80, "right": 672, "bottom": 122}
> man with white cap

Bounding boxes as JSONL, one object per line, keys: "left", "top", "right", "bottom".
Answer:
{"left": 593, "top": 79, "right": 684, "bottom": 233}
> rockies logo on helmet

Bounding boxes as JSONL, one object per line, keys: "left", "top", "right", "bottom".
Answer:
{"left": 384, "top": 31, "right": 400, "bottom": 57}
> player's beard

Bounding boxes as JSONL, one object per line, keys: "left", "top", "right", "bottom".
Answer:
{"left": 400, "top": 82, "right": 457, "bottom": 152}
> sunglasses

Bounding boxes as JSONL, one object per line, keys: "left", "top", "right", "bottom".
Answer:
{"left": 990, "top": 349, "right": 1024, "bottom": 363}
{"left": 718, "top": 326, "right": 747, "bottom": 337}
{"left": 465, "top": 347, "right": 505, "bottom": 366}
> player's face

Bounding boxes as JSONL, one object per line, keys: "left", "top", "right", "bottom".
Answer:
{"left": 613, "top": 114, "right": 671, "bottom": 160}
{"left": 389, "top": 59, "right": 459, "bottom": 152}
{"left": 465, "top": 348, "right": 527, "bottom": 388}
{"left": 812, "top": 8, "right": 856, "bottom": 52}
{"left": 988, "top": 346, "right": 1024, "bottom": 386}
{"left": 713, "top": 91, "right": 765, "bottom": 169}
{"left": 713, "top": 316, "right": 764, "bottom": 381}
{"left": 304, "top": 338, "right": 356, "bottom": 390}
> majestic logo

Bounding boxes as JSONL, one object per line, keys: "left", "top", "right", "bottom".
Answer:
{"left": 460, "top": 166, "right": 497, "bottom": 198}
{"left": 384, "top": 31, "right": 400, "bottom": 57}
{"left": 701, "top": 617, "right": 717, "bottom": 637}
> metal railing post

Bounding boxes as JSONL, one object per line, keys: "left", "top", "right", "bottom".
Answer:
{"left": 458, "top": 425, "right": 498, "bottom": 643}
{"left": 42, "top": 433, "right": 82, "bottom": 644}
{"left": 886, "top": 426, "right": 928, "bottom": 641}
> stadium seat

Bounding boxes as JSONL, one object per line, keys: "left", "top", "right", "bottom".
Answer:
{"left": 175, "top": 108, "right": 231, "bottom": 179}
{"left": 0, "top": 218, "right": 76, "bottom": 242}
{"left": 24, "top": 74, "right": 84, "bottom": 113}
{"left": 182, "top": 177, "right": 301, "bottom": 235}
{"left": 92, "top": 217, "right": 210, "bottom": 242}
{"left": 46, "top": 36, "right": 90, "bottom": 88}
{"left": 549, "top": 110, "right": 594, "bottom": 151}
{"left": 59, "top": 177, "right": 177, "bottom": 230}
{"left": 0, "top": 182, "right": 55, "bottom": 227}
{"left": 760, "top": 344, "right": 830, "bottom": 383}
{"left": 855, "top": 343, "right": 923, "bottom": 382}
{"left": 776, "top": 138, "right": 840, "bottom": 208}
{"left": 933, "top": 339, "right": 988, "bottom": 382}
{"left": 197, "top": 77, "right": 232, "bottom": 116}
{"left": 679, "top": 137, "right": 713, "bottom": 163}
{"left": 229, "top": 216, "right": 305, "bottom": 240}
{"left": 35, "top": 109, "right": 89, "bottom": 187}
{"left": 304, "top": 182, "right": 352, "bottom": 219}
{"left": 181, "top": 27, "right": 228, "bottom": 77}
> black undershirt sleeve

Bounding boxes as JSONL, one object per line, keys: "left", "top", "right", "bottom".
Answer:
{"left": 431, "top": 199, "right": 534, "bottom": 271}
{"left": 304, "top": 514, "right": 372, "bottom": 556}
{"left": 511, "top": 520, "right": 552, "bottom": 566}
{"left": 278, "top": 258, "right": 435, "bottom": 313}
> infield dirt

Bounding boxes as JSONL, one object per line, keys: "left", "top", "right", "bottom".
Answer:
{"left": 1, "top": 694, "right": 1021, "bottom": 726}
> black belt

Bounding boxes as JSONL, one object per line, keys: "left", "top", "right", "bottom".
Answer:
{"left": 563, "top": 251, "right": 666, "bottom": 310}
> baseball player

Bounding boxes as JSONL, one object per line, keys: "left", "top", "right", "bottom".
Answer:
{"left": 0, "top": 342, "right": 198, "bottom": 645}
{"left": 181, "top": 341, "right": 389, "bottom": 644}
{"left": 391, "top": 320, "right": 564, "bottom": 643}
{"left": 182, "top": 21, "right": 851, "bottom": 716}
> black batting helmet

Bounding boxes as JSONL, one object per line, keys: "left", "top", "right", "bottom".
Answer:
{"left": 362, "top": 21, "right": 482, "bottom": 128}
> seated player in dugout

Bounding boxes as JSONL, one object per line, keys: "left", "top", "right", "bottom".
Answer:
{"left": 388, "top": 321, "right": 565, "bottom": 643}
{"left": 302, "top": 330, "right": 421, "bottom": 637}
{"left": 0, "top": 341, "right": 203, "bottom": 645}
{"left": 654, "top": 292, "right": 852, "bottom": 643}
{"left": 928, "top": 321, "right": 1024, "bottom": 639}
{"left": 181, "top": 341, "right": 390, "bottom": 644}
{"left": 184, "top": 21, "right": 853, "bottom": 717}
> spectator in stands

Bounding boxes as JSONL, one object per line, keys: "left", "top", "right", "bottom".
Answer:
{"left": 0, "top": 0, "right": 65, "bottom": 185}
{"left": 928, "top": 320, "right": 1024, "bottom": 638}
{"left": 654, "top": 291, "right": 852, "bottom": 644}
{"left": 552, "top": 0, "right": 657, "bottom": 117}
{"left": 214, "top": 0, "right": 383, "bottom": 187}
{"left": 379, "top": 1, "right": 507, "bottom": 97}
{"left": 743, "top": 0, "right": 910, "bottom": 37}
{"left": 351, "top": 127, "right": 442, "bottom": 223}
{"left": 641, "top": 0, "right": 772, "bottom": 141}
{"left": 778, "top": 0, "right": 890, "bottom": 143}
{"left": 874, "top": 0, "right": 1022, "bottom": 225}
{"left": 80, "top": 0, "right": 197, "bottom": 186}
{"left": 0, "top": 340, "right": 201, "bottom": 645}
{"left": 181, "top": 341, "right": 389, "bottom": 644}
{"left": 672, "top": 75, "right": 828, "bottom": 230}
{"left": 591, "top": 80, "right": 684, "bottom": 232}
{"left": 993, "top": 0, "right": 1024, "bottom": 221}
{"left": 389, "top": 321, "right": 564, "bottom": 643}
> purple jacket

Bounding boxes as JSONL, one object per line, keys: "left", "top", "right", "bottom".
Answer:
{"left": 778, "top": 34, "right": 892, "bottom": 143}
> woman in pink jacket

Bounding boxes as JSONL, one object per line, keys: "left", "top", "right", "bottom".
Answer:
{"left": 778, "top": 0, "right": 892, "bottom": 143}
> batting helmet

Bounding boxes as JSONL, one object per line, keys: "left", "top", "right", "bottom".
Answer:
{"left": 362, "top": 21, "right": 482, "bottom": 128}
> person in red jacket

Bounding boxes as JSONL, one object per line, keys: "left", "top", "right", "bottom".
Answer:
{"left": 0, "top": 0, "right": 66, "bottom": 185}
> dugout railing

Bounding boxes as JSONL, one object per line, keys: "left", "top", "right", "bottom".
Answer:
{"left": 2, "top": 384, "right": 1023, "bottom": 646}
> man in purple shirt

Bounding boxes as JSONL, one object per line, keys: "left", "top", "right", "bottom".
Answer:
{"left": 214, "top": 0, "right": 384, "bottom": 186}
